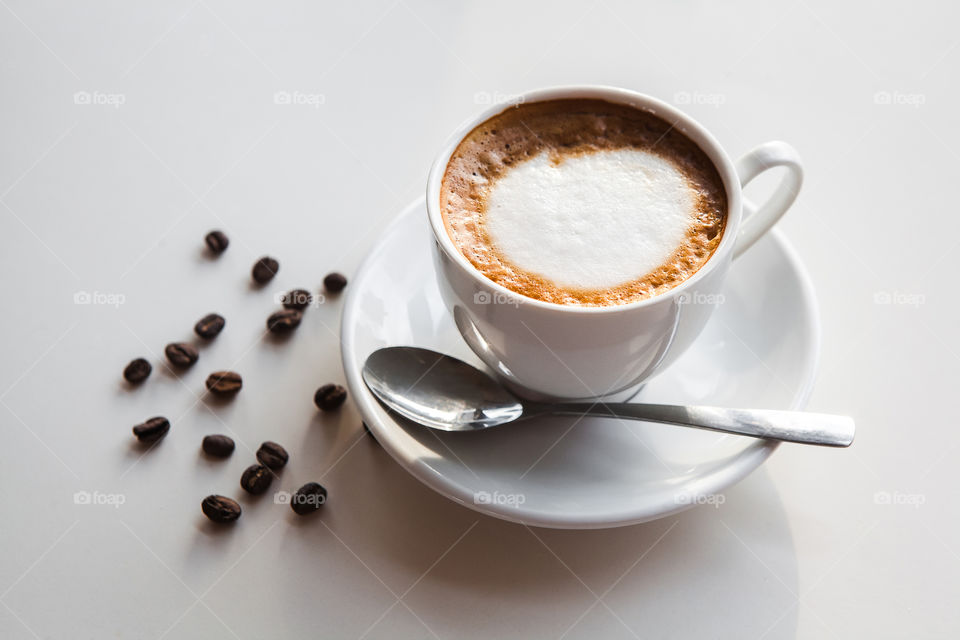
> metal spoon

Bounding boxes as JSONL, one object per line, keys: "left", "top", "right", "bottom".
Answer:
{"left": 362, "top": 346, "right": 855, "bottom": 447}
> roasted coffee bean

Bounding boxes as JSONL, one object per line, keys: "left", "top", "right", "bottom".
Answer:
{"left": 194, "top": 313, "right": 225, "bottom": 339}
{"left": 206, "top": 371, "right": 242, "bottom": 395}
{"left": 202, "top": 434, "right": 235, "bottom": 458}
{"left": 314, "top": 384, "right": 347, "bottom": 411}
{"left": 240, "top": 464, "right": 273, "bottom": 494}
{"left": 282, "top": 289, "right": 312, "bottom": 311}
{"left": 205, "top": 230, "right": 229, "bottom": 254}
{"left": 256, "top": 441, "right": 289, "bottom": 469}
{"left": 291, "top": 482, "right": 327, "bottom": 515}
{"left": 202, "top": 495, "right": 241, "bottom": 523}
{"left": 266, "top": 309, "right": 302, "bottom": 334}
{"left": 123, "top": 358, "right": 152, "bottom": 383}
{"left": 133, "top": 416, "right": 170, "bottom": 443}
{"left": 323, "top": 272, "right": 347, "bottom": 293}
{"left": 165, "top": 342, "right": 198, "bottom": 367}
{"left": 252, "top": 256, "right": 279, "bottom": 284}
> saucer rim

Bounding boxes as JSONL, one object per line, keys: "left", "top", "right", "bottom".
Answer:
{"left": 340, "top": 197, "right": 821, "bottom": 529}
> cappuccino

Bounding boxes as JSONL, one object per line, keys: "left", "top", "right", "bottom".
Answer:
{"left": 440, "top": 99, "right": 727, "bottom": 306}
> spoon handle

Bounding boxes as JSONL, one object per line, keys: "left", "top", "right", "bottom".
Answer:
{"left": 539, "top": 403, "right": 855, "bottom": 447}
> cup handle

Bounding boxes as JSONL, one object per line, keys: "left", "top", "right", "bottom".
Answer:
{"left": 732, "top": 141, "right": 803, "bottom": 258}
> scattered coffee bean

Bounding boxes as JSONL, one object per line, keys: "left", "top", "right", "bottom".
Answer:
{"left": 206, "top": 371, "right": 242, "bottom": 395}
{"left": 314, "top": 384, "right": 347, "bottom": 411}
{"left": 240, "top": 463, "right": 273, "bottom": 495}
{"left": 323, "top": 272, "right": 347, "bottom": 293}
{"left": 204, "top": 230, "right": 229, "bottom": 254}
{"left": 202, "top": 434, "right": 235, "bottom": 458}
{"left": 202, "top": 495, "right": 241, "bottom": 523}
{"left": 123, "top": 358, "right": 152, "bottom": 383}
{"left": 267, "top": 309, "right": 302, "bottom": 334}
{"left": 165, "top": 342, "right": 199, "bottom": 367}
{"left": 133, "top": 416, "right": 170, "bottom": 443}
{"left": 194, "top": 313, "right": 225, "bottom": 339}
{"left": 256, "top": 441, "right": 289, "bottom": 469}
{"left": 252, "top": 256, "right": 279, "bottom": 284}
{"left": 282, "top": 289, "right": 312, "bottom": 311}
{"left": 290, "top": 482, "right": 327, "bottom": 516}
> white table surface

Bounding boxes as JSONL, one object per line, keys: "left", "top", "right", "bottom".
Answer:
{"left": 1, "top": 1, "right": 956, "bottom": 638}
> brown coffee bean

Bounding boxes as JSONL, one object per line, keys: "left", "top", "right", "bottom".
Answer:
{"left": 195, "top": 313, "right": 225, "bottom": 339}
{"left": 267, "top": 309, "right": 302, "bottom": 334}
{"left": 252, "top": 256, "right": 279, "bottom": 284}
{"left": 202, "top": 434, "right": 235, "bottom": 458}
{"left": 256, "top": 441, "right": 288, "bottom": 469}
{"left": 323, "top": 272, "right": 347, "bottom": 293}
{"left": 205, "top": 230, "right": 229, "bottom": 254}
{"left": 202, "top": 495, "right": 241, "bottom": 523}
{"left": 290, "top": 482, "right": 327, "bottom": 516}
{"left": 206, "top": 371, "right": 242, "bottom": 395}
{"left": 314, "top": 384, "right": 347, "bottom": 411}
{"left": 282, "top": 289, "right": 312, "bottom": 311}
{"left": 133, "top": 416, "right": 170, "bottom": 443}
{"left": 165, "top": 342, "right": 198, "bottom": 367}
{"left": 240, "top": 464, "right": 273, "bottom": 495}
{"left": 123, "top": 358, "right": 151, "bottom": 383}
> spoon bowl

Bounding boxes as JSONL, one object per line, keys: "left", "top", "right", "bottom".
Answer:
{"left": 362, "top": 347, "right": 524, "bottom": 430}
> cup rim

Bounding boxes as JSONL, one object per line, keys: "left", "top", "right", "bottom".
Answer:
{"left": 425, "top": 85, "right": 743, "bottom": 315}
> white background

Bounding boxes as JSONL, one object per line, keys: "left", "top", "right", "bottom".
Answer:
{"left": 0, "top": 1, "right": 956, "bottom": 638}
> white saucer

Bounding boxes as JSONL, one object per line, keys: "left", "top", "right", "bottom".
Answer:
{"left": 340, "top": 198, "right": 820, "bottom": 529}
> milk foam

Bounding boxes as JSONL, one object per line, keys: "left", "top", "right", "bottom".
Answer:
{"left": 484, "top": 149, "right": 696, "bottom": 290}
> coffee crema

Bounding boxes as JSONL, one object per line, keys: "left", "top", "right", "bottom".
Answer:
{"left": 440, "top": 99, "right": 728, "bottom": 306}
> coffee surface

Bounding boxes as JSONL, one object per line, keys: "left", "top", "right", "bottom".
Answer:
{"left": 440, "top": 99, "right": 727, "bottom": 306}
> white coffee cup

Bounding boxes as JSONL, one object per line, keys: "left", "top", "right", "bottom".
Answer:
{"left": 426, "top": 86, "right": 803, "bottom": 400}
